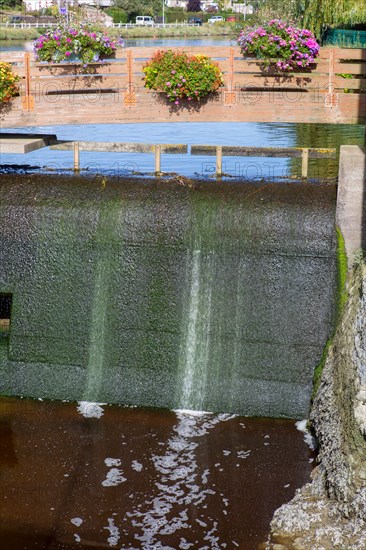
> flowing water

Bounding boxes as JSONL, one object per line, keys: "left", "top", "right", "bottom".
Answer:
{"left": 0, "top": 397, "right": 315, "bottom": 550}
{"left": 0, "top": 37, "right": 363, "bottom": 547}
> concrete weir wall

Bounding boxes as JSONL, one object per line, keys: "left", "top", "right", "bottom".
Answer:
{"left": 0, "top": 175, "right": 337, "bottom": 418}
{"left": 336, "top": 145, "right": 366, "bottom": 265}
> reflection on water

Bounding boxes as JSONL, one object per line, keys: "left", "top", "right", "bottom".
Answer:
{"left": 0, "top": 37, "right": 233, "bottom": 52}
{"left": 0, "top": 397, "right": 315, "bottom": 549}
{"left": 1, "top": 122, "right": 364, "bottom": 180}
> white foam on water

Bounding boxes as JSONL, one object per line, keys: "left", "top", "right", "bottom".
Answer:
{"left": 132, "top": 460, "right": 143, "bottom": 472}
{"left": 296, "top": 419, "right": 307, "bottom": 432}
{"left": 77, "top": 401, "right": 105, "bottom": 419}
{"left": 102, "top": 468, "right": 126, "bottom": 487}
{"left": 104, "top": 517, "right": 120, "bottom": 547}
{"left": 237, "top": 450, "right": 251, "bottom": 459}
{"left": 104, "top": 458, "right": 121, "bottom": 467}
{"left": 295, "top": 419, "right": 317, "bottom": 450}
{"left": 71, "top": 517, "right": 83, "bottom": 527}
{"left": 125, "top": 412, "right": 228, "bottom": 548}
{"left": 173, "top": 409, "right": 212, "bottom": 417}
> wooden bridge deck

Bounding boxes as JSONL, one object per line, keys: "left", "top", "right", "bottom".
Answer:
{"left": 1, "top": 46, "right": 365, "bottom": 127}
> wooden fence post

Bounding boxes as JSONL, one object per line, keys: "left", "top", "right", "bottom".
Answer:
{"left": 224, "top": 47, "right": 237, "bottom": 106}
{"left": 155, "top": 144, "right": 161, "bottom": 174}
{"left": 124, "top": 48, "right": 137, "bottom": 107}
{"left": 325, "top": 49, "right": 338, "bottom": 108}
{"left": 21, "top": 52, "right": 34, "bottom": 111}
{"left": 301, "top": 148, "right": 309, "bottom": 178}
{"left": 216, "top": 146, "right": 222, "bottom": 178}
{"left": 73, "top": 142, "right": 80, "bottom": 172}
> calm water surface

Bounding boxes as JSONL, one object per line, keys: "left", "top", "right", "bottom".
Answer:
{"left": 0, "top": 397, "right": 315, "bottom": 549}
{"left": 1, "top": 123, "right": 364, "bottom": 179}
{"left": 0, "top": 37, "right": 233, "bottom": 52}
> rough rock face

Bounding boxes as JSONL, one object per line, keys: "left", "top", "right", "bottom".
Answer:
{"left": 265, "top": 261, "right": 366, "bottom": 549}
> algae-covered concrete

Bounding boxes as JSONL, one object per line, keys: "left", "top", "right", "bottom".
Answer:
{"left": 0, "top": 174, "right": 337, "bottom": 417}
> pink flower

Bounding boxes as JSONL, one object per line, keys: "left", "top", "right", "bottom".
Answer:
{"left": 166, "top": 81, "right": 171, "bottom": 86}
{"left": 175, "top": 100, "right": 179, "bottom": 104}
{"left": 65, "top": 51, "right": 71, "bottom": 57}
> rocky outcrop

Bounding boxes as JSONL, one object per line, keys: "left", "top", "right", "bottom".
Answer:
{"left": 265, "top": 260, "right": 366, "bottom": 549}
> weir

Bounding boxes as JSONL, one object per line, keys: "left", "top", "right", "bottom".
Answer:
{"left": 0, "top": 174, "right": 337, "bottom": 417}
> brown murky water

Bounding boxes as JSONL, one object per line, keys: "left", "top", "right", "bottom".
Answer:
{"left": 0, "top": 397, "right": 315, "bottom": 550}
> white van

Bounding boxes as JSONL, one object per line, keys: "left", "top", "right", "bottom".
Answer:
{"left": 135, "top": 16, "right": 154, "bottom": 26}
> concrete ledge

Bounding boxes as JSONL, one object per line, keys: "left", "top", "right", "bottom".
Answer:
{"left": 0, "top": 133, "right": 57, "bottom": 154}
{"left": 336, "top": 145, "right": 366, "bottom": 266}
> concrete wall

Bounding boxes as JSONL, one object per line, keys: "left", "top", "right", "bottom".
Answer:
{"left": 0, "top": 175, "right": 337, "bottom": 418}
{"left": 336, "top": 145, "right": 366, "bottom": 266}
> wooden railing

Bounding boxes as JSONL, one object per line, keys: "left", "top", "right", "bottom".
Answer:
{"left": 49, "top": 140, "right": 336, "bottom": 177}
{"left": 1, "top": 46, "right": 365, "bottom": 126}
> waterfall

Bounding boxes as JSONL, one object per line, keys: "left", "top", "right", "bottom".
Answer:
{"left": 178, "top": 245, "right": 213, "bottom": 411}
{"left": 84, "top": 201, "right": 119, "bottom": 401}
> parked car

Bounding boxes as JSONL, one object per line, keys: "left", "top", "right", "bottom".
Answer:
{"left": 135, "top": 16, "right": 154, "bottom": 26}
{"left": 208, "top": 15, "right": 225, "bottom": 24}
{"left": 188, "top": 17, "right": 203, "bottom": 26}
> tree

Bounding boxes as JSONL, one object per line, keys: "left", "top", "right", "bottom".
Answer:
{"left": 303, "top": 0, "right": 366, "bottom": 38}
{"left": 113, "top": 0, "right": 161, "bottom": 21}
{"left": 251, "top": 0, "right": 306, "bottom": 27}
{"left": 187, "top": 0, "right": 201, "bottom": 12}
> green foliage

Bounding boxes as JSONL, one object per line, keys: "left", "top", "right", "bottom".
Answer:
{"left": 113, "top": 0, "right": 161, "bottom": 21}
{"left": 303, "top": 0, "right": 366, "bottom": 39}
{"left": 143, "top": 49, "right": 224, "bottom": 104}
{"left": 105, "top": 7, "right": 128, "bottom": 24}
{"left": 187, "top": 0, "right": 201, "bottom": 12}
{"left": 0, "top": 61, "right": 20, "bottom": 102}
{"left": 0, "top": 0, "right": 22, "bottom": 8}
{"left": 252, "top": 0, "right": 306, "bottom": 26}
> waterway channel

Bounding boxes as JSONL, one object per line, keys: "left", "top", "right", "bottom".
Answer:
{"left": 0, "top": 36, "right": 364, "bottom": 550}
{"left": 0, "top": 397, "right": 315, "bottom": 549}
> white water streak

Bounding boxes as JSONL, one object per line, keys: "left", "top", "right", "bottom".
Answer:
{"left": 180, "top": 249, "right": 213, "bottom": 411}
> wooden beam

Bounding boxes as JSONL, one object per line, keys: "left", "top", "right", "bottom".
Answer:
{"left": 50, "top": 141, "right": 188, "bottom": 154}
{"left": 191, "top": 145, "right": 336, "bottom": 159}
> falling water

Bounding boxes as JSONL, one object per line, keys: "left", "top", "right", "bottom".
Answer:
{"left": 84, "top": 201, "right": 119, "bottom": 400}
{"left": 179, "top": 244, "right": 214, "bottom": 411}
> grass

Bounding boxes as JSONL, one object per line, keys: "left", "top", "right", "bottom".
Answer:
{"left": 0, "top": 27, "right": 42, "bottom": 40}
{"left": 0, "top": 23, "right": 239, "bottom": 42}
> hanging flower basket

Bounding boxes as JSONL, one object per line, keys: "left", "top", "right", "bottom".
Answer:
{"left": 237, "top": 20, "right": 320, "bottom": 72}
{"left": 0, "top": 62, "right": 20, "bottom": 103}
{"left": 143, "top": 50, "right": 224, "bottom": 105}
{"left": 34, "top": 25, "right": 124, "bottom": 65}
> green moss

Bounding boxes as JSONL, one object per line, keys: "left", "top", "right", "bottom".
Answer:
{"left": 312, "top": 338, "right": 332, "bottom": 399}
{"left": 312, "top": 227, "right": 348, "bottom": 400}
{"left": 336, "top": 226, "right": 348, "bottom": 318}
